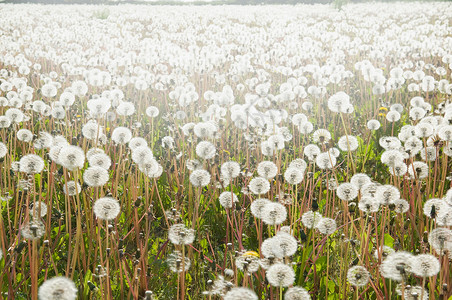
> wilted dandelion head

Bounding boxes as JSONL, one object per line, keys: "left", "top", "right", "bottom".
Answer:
{"left": 83, "top": 166, "right": 109, "bottom": 187}
{"left": 380, "top": 251, "right": 414, "bottom": 281}
{"left": 284, "top": 286, "right": 311, "bottom": 300}
{"left": 219, "top": 191, "right": 238, "bottom": 209}
{"left": 38, "top": 276, "right": 77, "bottom": 300}
{"left": 21, "top": 218, "right": 45, "bottom": 240}
{"left": 410, "top": 254, "right": 440, "bottom": 278}
{"left": 93, "top": 197, "right": 120, "bottom": 220}
{"left": 249, "top": 177, "right": 270, "bottom": 195}
{"left": 301, "top": 211, "right": 322, "bottom": 229}
{"left": 266, "top": 263, "right": 295, "bottom": 287}
{"left": 162, "top": 136, "right": 175, "bottom": 149}
{"left": 337, "top": 183, "right": 359, "bottom": 201}
{"left": 168, "top": 224, "right": 195, "bottom": 245}
{"left": 262, "top": 202, "right": 287, "bottom": 226}
{"left": 347, "top": 266, "right": 370, "bottom": 287}
{"left": 19, "top": 154, "right": 45, "bottom": 174}
{"left": 167, "top": 251, "right": 191, "bottom": 273}
{"left": 224, "top": 287, "right": 258, "bottom": 300}
{"left": 316, "top": 217, "right": 337, "bottom": 235}
{"left": 189, "top": 169, "right": 211, "bottom": 187}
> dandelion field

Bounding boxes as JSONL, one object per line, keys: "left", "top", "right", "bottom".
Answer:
{"left": 0, "top": 2, "right": 452, "bottom": 299}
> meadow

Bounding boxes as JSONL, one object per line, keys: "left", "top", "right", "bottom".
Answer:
{"left": 0, "top": 2, "right": 451, "bottom": 299}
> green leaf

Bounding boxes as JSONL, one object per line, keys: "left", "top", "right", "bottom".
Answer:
{"left": 384, "top": 233, "right": 394, "bottom": 247}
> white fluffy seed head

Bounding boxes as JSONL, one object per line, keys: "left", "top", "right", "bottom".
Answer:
{"left": 93, "top": 197, "right": 120, "bottom": 220}
{"left": 38, "top": 276, "right": 77, "bottom": 300}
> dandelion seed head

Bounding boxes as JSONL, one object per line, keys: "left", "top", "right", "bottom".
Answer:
{"left": 83, "top": 166, "right": 109, "bottom": 187}
{"left": 93, "top": 197, "right": 120, "bottom": 220}
{"left": 257, "top": 161, "right": 278, "bottom": 180}
{"left": 347, "top": 266, "right": 370, "bottom": 287}
{"left": 338, "top": 135, "right": 359, "bottom": 152}
{"left": 249, "top": 177, "right": 270, "bottom": 195}
{"left": 301, "top": 211, "right": 322, "bottom": 229}
{"left": 19, "top": 154, "right": 45, "bottom": 174}
{"left": 168, "top": 224, "right": 195, "bottom": 245}
{"left": 189, "top": 169, "right": 211, "bottom": 187}
{"left": 316, "top": 217, "right": 337, "bottom": 235}
{"left": 196, "top": 141, "right": 216, "bottom": 160}
{"left": 262, "top": 202, "right": 287, "bottom": 225}
{"left": 38, "top": 276, "right": 77, "bottom": 300}
{"left": 58, "top": 146, "right": 85, "bottom": 171}
{"left": 337, "top": 183, "right": 359, "bottom": 201}
{"left": 284, "top": 286, "right": 311, "bottom": 300}
{"left": 21, "top": 218, "right": 45, "bottom": 240}
{"left": 284, "top": 167, "right": 304, "bottom": 184}
{"left": 221, "top": 161, "right": 241, "bottom": 179}
{"left": 250, "top": 198, "right": 271, "bottom": 219}
{"left": 375, "top": 185, "right": 400, "bottom": 205}
{"left": 266, "top": 263, "right": 295, "bottom": 287}
{"left": 315, "top": 152, "right": 336, "bottom": 170}
{"left": 224, "top": 287, "right": 258, "bottom": 300}
{"left": 410, "top": 254, "right": 440, "bottom": 278}
{"left": 219, "top": 191, "right": 238, "bottom": 209}
{"left": 167, "top": 251, "right": 191, "bottom": 273}
{"left": 17, "top": 129, "right": 33, "bottom": 142}
{"left": 63, "top": 181, "right": 81, "bottom": 196}
{"left": 112, "top": 127, "right": 132, "bottom": 145}
{"left": 380, "top": 251, "right": 414, "bottom": 281}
